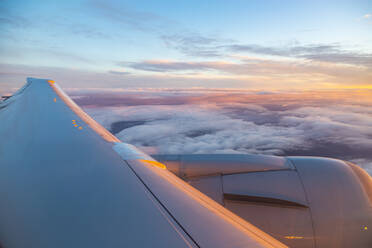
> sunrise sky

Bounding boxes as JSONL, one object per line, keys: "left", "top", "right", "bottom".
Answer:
{"left": 1, "top": 0, "right": 371, "bottom": 91}
{"left": 1, "top": 1, "right": 372, "bottom": 174}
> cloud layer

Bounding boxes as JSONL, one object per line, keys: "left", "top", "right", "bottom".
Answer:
{"left": 72, "top": 89, "right": 372, "bottom": 175}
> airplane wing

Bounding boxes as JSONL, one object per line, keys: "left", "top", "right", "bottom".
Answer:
{"left": 0, "top": 78, "right": 287, "bottom": 248}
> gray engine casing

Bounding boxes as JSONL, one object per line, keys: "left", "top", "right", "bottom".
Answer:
{"left": 153, "top": 154, "right": 372, "bottom": 248}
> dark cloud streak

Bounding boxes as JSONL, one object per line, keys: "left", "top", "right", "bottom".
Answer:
{"left": 158, "top": 30, "right": 372, "bottom": 67}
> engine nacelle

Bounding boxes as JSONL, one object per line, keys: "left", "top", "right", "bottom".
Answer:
{"left": 153, "top": 154, "right": 372, "bottom": 248}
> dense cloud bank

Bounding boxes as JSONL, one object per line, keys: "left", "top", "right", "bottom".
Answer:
{"left": 72, "top": 89, "right": 372, "bottom": 175}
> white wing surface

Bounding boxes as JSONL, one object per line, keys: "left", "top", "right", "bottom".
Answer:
{"left": 0, "top": 78, "right": 287, "bottom": 248}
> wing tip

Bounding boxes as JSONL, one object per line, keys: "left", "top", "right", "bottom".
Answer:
{"left": 27, "top": 77, "right": 55, "bottom": 84}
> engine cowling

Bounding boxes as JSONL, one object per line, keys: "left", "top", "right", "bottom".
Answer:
{"left": 153, "top": 154, "right": 372, "bottom": 248}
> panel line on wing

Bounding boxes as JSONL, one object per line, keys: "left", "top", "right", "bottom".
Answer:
{"left": 122, "top": 159, "right": 201, "bottom": 248}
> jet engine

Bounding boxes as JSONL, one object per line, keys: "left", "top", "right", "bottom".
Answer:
{"left": 153, "top": 154, "right": 372, "bottom": 248}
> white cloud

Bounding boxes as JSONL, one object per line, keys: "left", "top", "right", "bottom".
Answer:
{"left": 279, "top": 106, "right": 372, "bottom": 148}
{"left": 80, "top": 89, "right": 372, "bottom": 175}
{"left": 86, "top": 104, "right": 305, "bottom": 155}
{"left": 363, "top": 14, "right": 371, "bottom": 19}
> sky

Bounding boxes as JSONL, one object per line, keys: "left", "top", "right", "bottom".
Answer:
{"left": 0, "top": 0, "right": 371, "bottom": 91}
{"left": 1, "top": 0, "right": 372, "bottom": 174}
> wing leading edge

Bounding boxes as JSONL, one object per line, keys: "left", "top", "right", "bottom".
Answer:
{"left": 0, "top": 78, "right": 287, "bottom": 248}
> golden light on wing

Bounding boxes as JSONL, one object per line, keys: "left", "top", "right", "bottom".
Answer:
{"left": 138, "top": 159, "right": 167, "bottom": 169}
